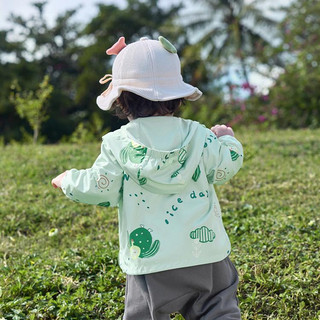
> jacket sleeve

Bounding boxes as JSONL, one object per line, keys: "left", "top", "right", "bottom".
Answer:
{"left": 203, "top": 130, "right": 244, "bottom": 185}
{"left": 61, "top": 138, "right": 123, "bottom": 207}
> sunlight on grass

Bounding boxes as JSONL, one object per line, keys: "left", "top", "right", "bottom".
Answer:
{"left": 0, "top": 129, "right": 319, "bottom": 319}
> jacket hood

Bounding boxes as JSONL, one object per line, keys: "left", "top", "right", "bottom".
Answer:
{"left": 106, "top": 117, "right": 207, "bottom": 194}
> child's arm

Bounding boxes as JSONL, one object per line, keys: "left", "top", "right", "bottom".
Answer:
{"left": 203, "top": 124, "right": 243, "bottom": 185}
{"left": 52, "top": 139, "right": 123, "bottom": 207}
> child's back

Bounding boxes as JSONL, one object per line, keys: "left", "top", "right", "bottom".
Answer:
{"left": 52, "top": 36, "right": 243, "bottom": 319}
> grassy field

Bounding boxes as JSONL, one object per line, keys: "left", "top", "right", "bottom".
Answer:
{"left": 0, "top": 128, "right": 319, "bottom": 319}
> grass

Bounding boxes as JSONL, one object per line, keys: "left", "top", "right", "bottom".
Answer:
{"left": 0, "top": 128, "right": 319, "bottom": 319}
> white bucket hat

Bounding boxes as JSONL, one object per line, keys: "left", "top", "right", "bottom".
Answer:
{"left": 96, "top": 36, "right": 202, "bottom": 111}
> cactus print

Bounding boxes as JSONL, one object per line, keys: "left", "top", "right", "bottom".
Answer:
{"left": 120, "top": 143, "right": 148, "bottom": 185}
{"left": 120, "top": 142, "right": 147, "bottom": 164}
{"left": 230, "top": 149, "right": 240, "bottom": 161}
{"left": 192, "top": 165, "right": 201, "bottom": 182}
{"left": 137, "top": 169, "right": 147, "bottom": 186}
{"left": 129, "top": 226, "right": 160, "bottom": 259}
{"left": 190, "top": 226, "right": 216, "bottom": 243}
{"left": 98, "top": 201, "right": 110, "bottom": 207}
{"left": 171, "top": 148, "right": 187, "bottom": 178}
{"left": 207, "top": 170, "right": 215, "bottom": 184}
{"left": 178, "top": 148, "right": 187, "bottom": 164}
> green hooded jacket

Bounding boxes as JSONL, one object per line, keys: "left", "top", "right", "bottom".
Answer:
{"left": 62, "top": 116, "right": 243, "bottom": 275}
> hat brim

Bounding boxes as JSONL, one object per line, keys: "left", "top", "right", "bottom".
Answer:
{"left": 96, "top": 81, "right": 202, "bottom": 111}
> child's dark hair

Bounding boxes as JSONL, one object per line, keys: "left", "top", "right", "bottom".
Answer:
{"left": 113, "top": 91, "right": 185, "bottom": 119}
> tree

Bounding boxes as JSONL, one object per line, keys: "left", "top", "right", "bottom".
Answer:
{"left": 10, "top": 75, "right": 53, "bottom": 143}
{"left": 76, "top": 0, "right": 183, "bottom": 131}
{"left": 0, "top": 29, "right": 28, "bottom": 141}
{"left": 1, "top": 1, "right": 82, "bottom": 142}
{"left": 1, "top": 0, "right": 185, "bottom": 143}
{"left": 183, "top": 0, "right": 277, "bottom": 85}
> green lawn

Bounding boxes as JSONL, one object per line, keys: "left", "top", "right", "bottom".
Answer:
{"left": 0, "top": 129, "right": 319, "bottom": 319}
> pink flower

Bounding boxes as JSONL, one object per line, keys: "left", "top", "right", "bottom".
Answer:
{"left": 258, "top": 115, "right": 267, "bottom": 122}
{"left": 271, "top": 108, "right": 278, "bottom": 115}
{"left": 241, "top": 82, "right": 251, "bottom": 89}
{"left": 262, "top": 95, "right": 269, "bottom": 101}
{"left": 241, "top": 82, "right": 256, "bottom": 94}
{"left": 241, "top": 103, "right": 246, "bottom": 111}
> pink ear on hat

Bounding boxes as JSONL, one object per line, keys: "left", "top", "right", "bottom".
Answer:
{"left": 106, "top": 37, "right": 127, "bottom": 55}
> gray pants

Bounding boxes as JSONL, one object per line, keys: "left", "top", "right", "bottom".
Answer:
{"left": 124, "top": 257, "right": 241, "bottom": 320}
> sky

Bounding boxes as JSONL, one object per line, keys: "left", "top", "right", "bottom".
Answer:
{"left": 0, "top": 0, "right": 184, "bottom": 29}
{"left": 0, "top": 0, "right": 292, "bottom": 30}
{"left": 0, "top": 0, "right": 124, "bottom": 29}
{"left": 0, "top": 0, "right": 293, "bottom": 93}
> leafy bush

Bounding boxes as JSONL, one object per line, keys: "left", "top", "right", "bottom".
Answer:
{"left": 62, "top": 112, "right": 109, "bottom": 144}
{"left": 179, "top": 93, "right": 231, "bottom": 128}
{"left": 10, "top": 76, "right": 53, "bottom": 144}
{"left": 265, "top": 0, "right": 320, "bottom": 128}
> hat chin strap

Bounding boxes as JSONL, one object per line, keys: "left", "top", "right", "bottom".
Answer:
{"left": 99, "top": 74, "right": 113, "bottom": 97}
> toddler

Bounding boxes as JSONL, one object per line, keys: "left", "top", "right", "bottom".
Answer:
{"left": 52, "top": 36, "right": 243, "bottom": 320}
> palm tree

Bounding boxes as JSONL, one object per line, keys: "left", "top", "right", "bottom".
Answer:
{"left": 183, "top": 0, "right": 278, "bottom": 85}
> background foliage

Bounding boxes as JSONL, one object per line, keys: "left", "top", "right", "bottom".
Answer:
{"left": 0, "top": 0, "right": 319, "bottom": 144}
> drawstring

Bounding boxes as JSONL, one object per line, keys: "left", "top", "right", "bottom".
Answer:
{"left": 99, "top": 74, "right": 113, "bottom": 97}
{"left": 99, "top": 74, "right": 112, "bottom": 84}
